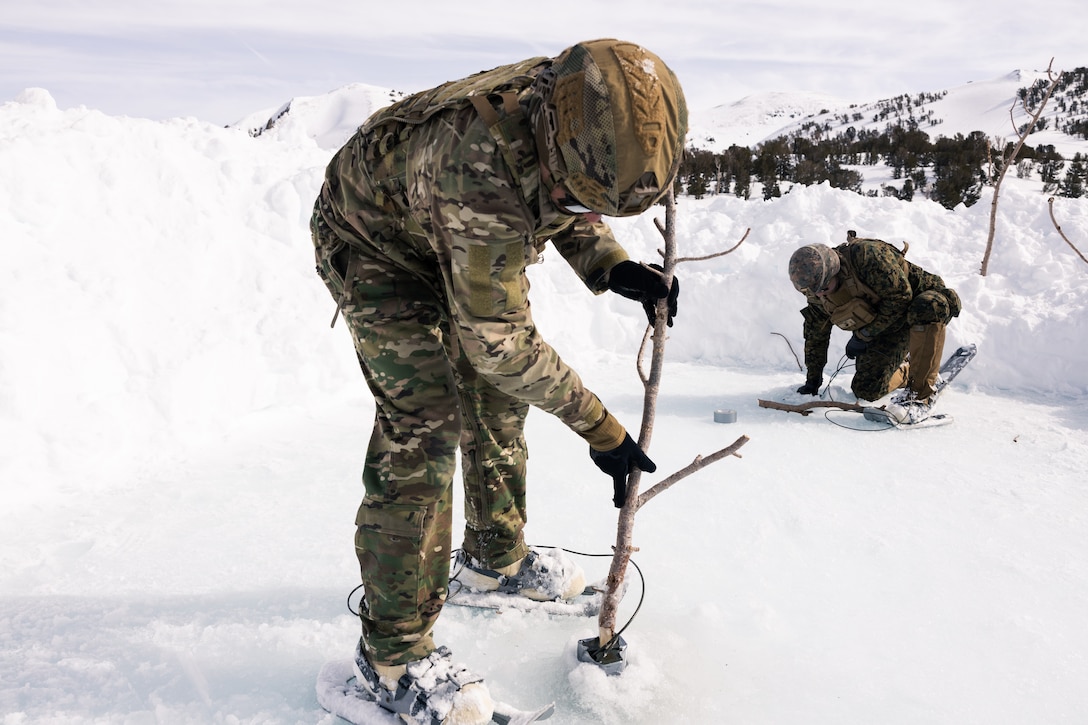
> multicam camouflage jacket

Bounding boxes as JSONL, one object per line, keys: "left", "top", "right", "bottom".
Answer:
{"left": 314, "top": 60, "right": 631, "bottom": 445}
{"left": 800, "top": 238, "right": 958, "bottom": 381}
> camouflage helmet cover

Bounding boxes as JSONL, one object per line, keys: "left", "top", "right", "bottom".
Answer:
{"left": 789, "top": 244, "right": 841, "bottom": 294}
{"left": 534, "top": 39, "right": 688, "bottom": 217}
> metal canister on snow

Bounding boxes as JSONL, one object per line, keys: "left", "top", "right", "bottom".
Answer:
{"left": 713, "top": 409, "right": 737, "bottom": 423}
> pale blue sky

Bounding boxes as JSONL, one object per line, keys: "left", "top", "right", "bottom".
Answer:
{"left": 3, "top": 0, "right": 1084, "bottom": 124}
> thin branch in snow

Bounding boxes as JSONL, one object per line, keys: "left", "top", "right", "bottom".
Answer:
{"left": 1047, "top": 196, "right": 1088, "bottom": 267}
{"left": 771, "top": 332, "right": 804, "bottom": 371}
{"left": 757, "top": 398, "right": 866, "bottom": 416}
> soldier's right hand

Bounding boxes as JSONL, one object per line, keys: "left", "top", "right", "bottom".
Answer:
{"left": 607, "top": 261, "right": 678, "bottom": 327}
{"left": 796, "top": 380, "right": 821, "bottom": 396}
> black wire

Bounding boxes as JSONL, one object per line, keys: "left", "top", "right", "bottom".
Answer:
{"left": 542, "top": 546, "right": 646, "bottom": 649}
{"left": 347, "top": 582, "right": 365, "bottom": 617}
{"left": 821, "top": 354, "right": 853, "bottom": 400}
{"left": 348, "top": 545, "right": 649, "bottom": 647}
{"left": 603, "top": 556, "right": 645, "bottom": 650}
{"left": 821, "top": 353, "right": 904, "bottom": 432}
{"left": 823, "top": 408, "right": 895, "bottom": 432}
{"left": 473, "top": 545, "right": 647, "bottom": 650}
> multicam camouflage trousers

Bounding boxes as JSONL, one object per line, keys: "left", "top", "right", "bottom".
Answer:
{"left": 851, "top": 289, "right": 955, "bottom": 401}
{"left": 312, "top": 207, "right": 531, "bottom": 666}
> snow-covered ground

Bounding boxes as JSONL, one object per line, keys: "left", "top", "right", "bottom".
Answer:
{"left": 2, "top": 80, "right": 1087, "bottom": 724}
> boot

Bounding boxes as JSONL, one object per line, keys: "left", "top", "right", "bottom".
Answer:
{"left": 353, "top": 641, "right": 494, "bottom": 725}
{"left": 907, "top": 322, "right": 946, "bottom": 399}
{"left": 451, "top": 548, "right": 586, "bottom": 602}
{"left": 884, "top": 323, "right": 946, "bottom": 424}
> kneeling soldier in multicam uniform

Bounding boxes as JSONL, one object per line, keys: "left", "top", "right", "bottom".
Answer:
{"left": 788, "top": 231, "right": 962, "bottom": 424}
{"left": 311, "top": 39, "right": 686, "bottom": 724}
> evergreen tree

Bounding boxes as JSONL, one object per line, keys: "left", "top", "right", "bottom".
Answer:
{"left": 729, "top": 145, "right": 752, "bottom": 200}
{"left": 1058, "top": 153, "right": 1087, "bottom": 198}
{"left": 901, "top": 177, "right": 915, "bottom": 201}
{"left": 755, "top": 138, "right": 790, "bottom": 199}
{"left": 1038, "top": 145, "right": 1066, "bottom": 193}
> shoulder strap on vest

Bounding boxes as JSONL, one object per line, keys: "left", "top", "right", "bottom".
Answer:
{"left": 363, "top": 56, "right": 547, "bottom": 132}
{"left": 471, "top": 90, "right": 541, "bottom": 221}
{"left": 834, "top": 243, "right": 882, "bottom": 305}
{"left": 846, "top": 229, "right": 911, "bottom": 266}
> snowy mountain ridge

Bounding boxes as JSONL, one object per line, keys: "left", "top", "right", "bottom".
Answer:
{"left": 686, "top": 67, "right": 1088, "bottom": 155}
{"left": 237, "top": 66, "right": 1088, "bottom": 160}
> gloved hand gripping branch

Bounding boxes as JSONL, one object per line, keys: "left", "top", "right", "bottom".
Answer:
{"left": 607, "top": 261, "right": 679, "bottom": 327}
{"left": 590, "top": 434, "right": 657, "bottom": 508}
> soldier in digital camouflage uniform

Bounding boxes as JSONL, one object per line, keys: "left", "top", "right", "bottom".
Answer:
{"left": 788, "top": 232, "right": 961, "bottom": 421}
{"left": 311, "top": 39, "right": 686, "bottom": 724}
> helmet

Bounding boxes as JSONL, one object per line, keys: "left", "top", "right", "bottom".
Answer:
{"left": 533, "top": 39, "right": 687, "bottom": 217}
{"left": 789, "top": 244, "right": 841, "bottom": 294}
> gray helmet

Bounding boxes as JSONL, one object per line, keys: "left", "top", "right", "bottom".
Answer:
{"left": 788, "top": 244, "right": 841, "bottom": 294}
{"left": 532, "top": 39, "right": 688, "bottom": 217}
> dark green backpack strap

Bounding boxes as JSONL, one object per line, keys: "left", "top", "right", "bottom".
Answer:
{"left": 468, "top": 92, "right": 520, "bottom": 128}
{"left": 469, "top": 92, "right": 538, "bottom": 201}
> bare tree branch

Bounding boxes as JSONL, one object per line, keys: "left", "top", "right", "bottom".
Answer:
{"left": 676, "top": 228, "right": 751, "bottom": 263}
{"left": 597, "top": 193, "right": 677, "bottom": 649}
{"left": 651, "top": 222, "right": 750, "bottom": 263}
{"left": 1047, "top": 196, "right": 1088, "bottom": 266}
{"left": 771, "top": 332, "right": 804, "bottom": 371}
{"left": 757, "top": 398, "right": 866, "bottom": 416}
{"left": 635, "top": 225, "right": 750, "bottom": 380}
{"left": 595, "top": 193, "right": 748, "bottom": 654}
{"left": 637, "top": 435, "right": 750, "bottom": 507}
{"left": 653, "top": 216, "right": 666, "bottom": 239}
{"left": 981, "top": 59, "right": 1060, "bottom": 276}
{"left": 635, "top": 325, "right": 652, "bottom": 385}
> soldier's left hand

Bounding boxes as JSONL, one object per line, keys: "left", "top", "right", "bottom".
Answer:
{"left": 607, "top": 261, "right": 679, "bottom": 327}
{"left": 845, "top": 333, "right": 869, "bottom": 359}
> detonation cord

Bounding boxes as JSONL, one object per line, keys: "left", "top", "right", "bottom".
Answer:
{"left": 346, "top": 546, "right": 647, "bottom": 647}
{"left": 547, "top": 546, "right": 646, "bottom": 651}
{"left": 819, "top": 354, "right": 853, "bottom": 400}
{"left": 821, "top": 353, "right": 896, "bottom": 432}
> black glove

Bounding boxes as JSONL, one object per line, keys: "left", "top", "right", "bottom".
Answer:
{"left": 607, "top": 261, "right": 679, "bottom": 327}
{"left": 796, "top": 380, "right": 821, "bottom": 395}
{"left": 589, "top": 433, "right": 657, "bottom": 508}
{"left": 845, "top": 333, "right": 869, "bottom": 360}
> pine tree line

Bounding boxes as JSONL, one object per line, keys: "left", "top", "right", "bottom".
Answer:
{"left": 679, "top": 68, "right": 1088, "bottom": 208}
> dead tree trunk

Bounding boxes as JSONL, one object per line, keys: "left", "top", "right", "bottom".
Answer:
{"left": 591, "top": 190, "right": 750, "bottom": 659}
{"left": 981, "top": 60, "right": 1060, "bottom": 276}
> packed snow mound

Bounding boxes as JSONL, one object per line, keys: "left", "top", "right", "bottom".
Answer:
{"left": 3, "top": 84, "right": 1088, "bottom": 500}
{"left": 232, "top": 82, "right": 406, "bottom": 151}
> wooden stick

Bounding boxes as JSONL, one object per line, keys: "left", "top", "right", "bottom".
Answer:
{"left": 1047, "top": 196, "right": 1088, "bottom": 266}
{"left": 637, "top": 436, "right": 750, "bottom": 507}
{"left": 757, "top": 398, "right": 866, "bottom": 416}
{"left": 596, "top": 194, "right": 752, "bottom": 652}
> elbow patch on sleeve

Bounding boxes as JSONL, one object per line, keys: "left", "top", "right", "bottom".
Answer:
{"left": 466, "top": 241, "right": 528, "bottom": 317}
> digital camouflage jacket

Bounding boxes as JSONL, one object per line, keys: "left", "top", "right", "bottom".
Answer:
{"left": 800, "top": 238, "right": 956, "bottom": 383}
